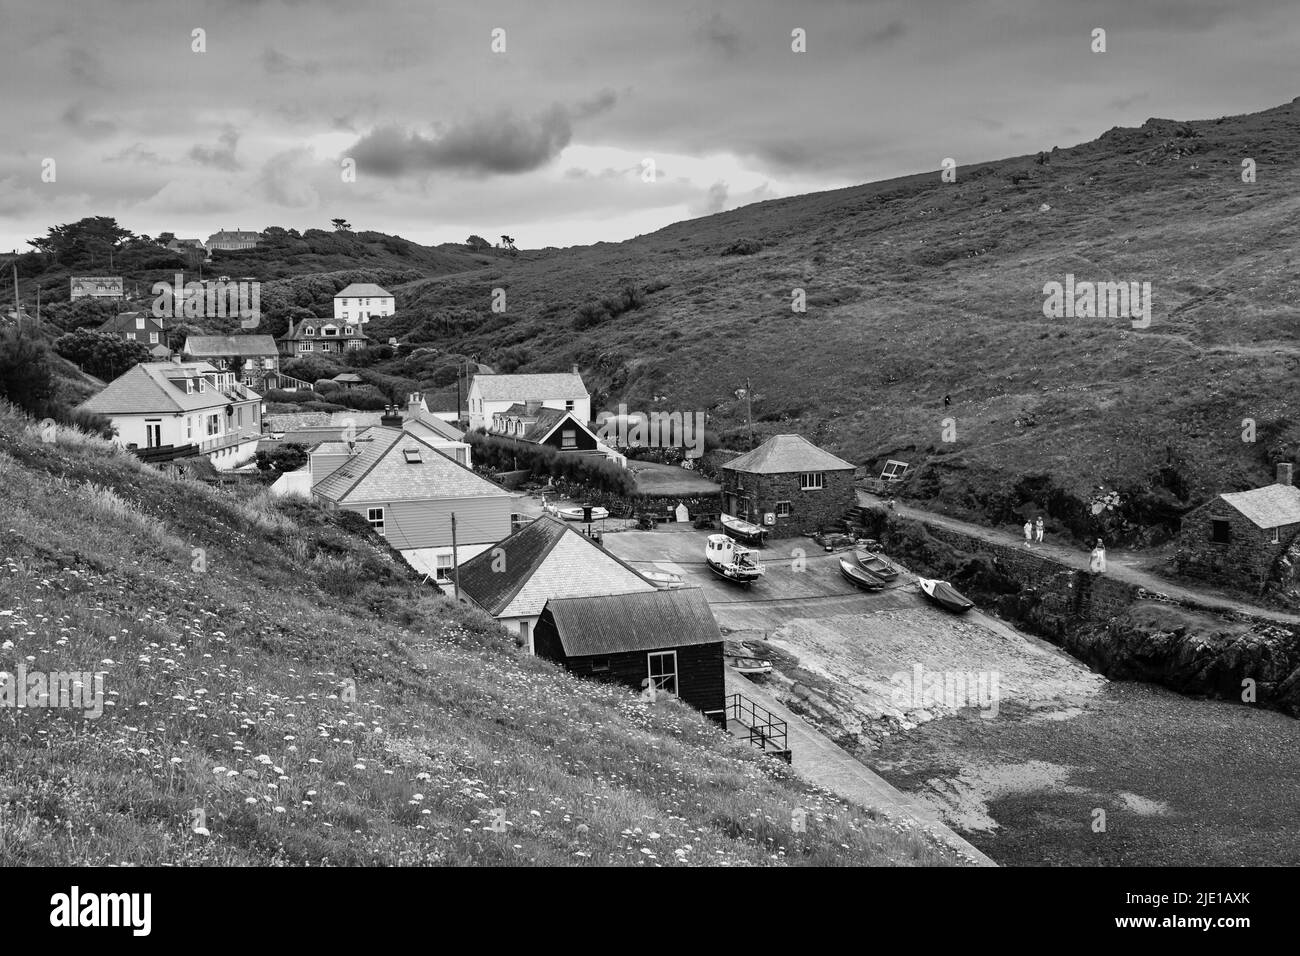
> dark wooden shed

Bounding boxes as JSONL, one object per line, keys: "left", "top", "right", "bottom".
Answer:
{"left": 533, "top": 589, "right": 726, "bottom": 725}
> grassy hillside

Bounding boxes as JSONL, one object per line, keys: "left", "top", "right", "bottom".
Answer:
{"left": 0, "top": 402, "right": 954, "bottom": 866}
{"left": 368, "top": 99, "right": 1300, "bottom": 545}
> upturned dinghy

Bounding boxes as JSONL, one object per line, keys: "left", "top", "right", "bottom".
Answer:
{"left": 721, "top": 513, "right": 768, "bottom": 545}
{"left": 839, "top": 558, "right": 887, "bottom": 590}
{"left": 916, "top": 577, "right": 974, "bottom": 613}
{"left": 639, "top": 569, "right": 685, "bottom": 590}
{"left": 557, "top": 504, "right": 609, "bottom": 521}
{"left": 706, "top": 534, "right": 765, "bottom": 584}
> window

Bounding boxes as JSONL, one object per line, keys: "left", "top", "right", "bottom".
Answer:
{"left": 591, "top": 658, "right": 610, "bottom": 673}
{"left": 126, "top": 332, "right": 136, "bottom": 340}
{"left": 518, "top": 620, "right": 530, "bottom": 650}
{"left": 206, "top": 414, "right": 220, "bottom": 437}
{"left": 305, "top": 327, "right": 315, "bottom": 336}
{"left": 435, "top": 553, "right": 454, "bottom": 582}
{"left": 149, "top": 332, "right": 159, "bottom": 344}
{"left": 367, "top": 507, "right": 385, "bottom": 535}
{"left": 185, "top": 380, "right": 194, "bottom": 394}
{"left": 197, "top": 379, "right": 205, "bottom": 392}
{"left": 298, "top": 342, "right": 312, "bottom": 352}
{"left": 402, "top": 447, "right": 423, "bottom": 464}
{"left": 647, "top": 651, "right": 677, "bottom": 696}
{"left": 565, "top": 400, "right": 575, "bottom": 411}
{"left": 799, "top": 472, "right": 824, "bottom": 491}
{"left": 135, "top": 317, "right": 145, "bottom": 330}
{"left": 185, "top": 417, "right": 193, "bottom": 441}
{"left": 1271, "top": 527, "right": 1281, "bottom": 544}
{"left": 561, "top": 429, "right": 576, "bottom": 449}
{"left": 345, "top": 325, "right": 354, "bottom": 335}
{"left": 1211, "top": 519, "right": 1230, "bottom": 544}
{"left": 145, "top": 419, "right": 162, "bottom": 448}
{"left": 775, "top": 500, "right": 792, "bottom": 517}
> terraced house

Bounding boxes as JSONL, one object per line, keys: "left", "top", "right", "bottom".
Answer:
{"left": 76, "top": 361, "right": 264, "bottom": 469}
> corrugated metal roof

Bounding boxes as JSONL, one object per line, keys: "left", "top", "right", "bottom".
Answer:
{"left": 721, "top": 434, "right": 855, "bottom": 474}
{"left": 471, "top": 373, "right": 587, "bottom": 401}
{"left": 184, "top": 335, "right": 278, "bottom": 357}
{"left": 543, "top": 588, "right": 722, "bottom": 656}
{"left": 1219, "top": 483, "right": 1300, "bottom": 529}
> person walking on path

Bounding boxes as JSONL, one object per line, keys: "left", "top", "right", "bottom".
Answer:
{"left": 1023, "top": 520, "right": 1033, "bottom": 547}
{"left": 1035, "top": 516, "right": 1044, "bottom": 544}
{"left": 1089, "top": 538, "right": 1107, "bottom": 574}
{"left": 944, "top": 394, "right": 951, "bottom": 408}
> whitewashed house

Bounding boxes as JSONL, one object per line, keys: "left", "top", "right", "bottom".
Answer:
{"left": 76, "top": 361, "right": 264, "bottom": 469}
{"left": 333, "top": 283, "right": 394, "bottom": 324}
{"left": 467, "top": 368, "right": 590, "bottom": 432}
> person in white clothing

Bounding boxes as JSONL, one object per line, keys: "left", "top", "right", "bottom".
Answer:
{"left": 1035, "top": 516, "right": 1044, "bottom": 543}
{"left": 1023, "top": 520, "right": 1033, "bottom": 547}
{"left": 1089, "top": 539, "right": 1107, "bottom": 574}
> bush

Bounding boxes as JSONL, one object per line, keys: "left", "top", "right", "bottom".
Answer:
{"left": 52, "top": 329, "right": 151, "bottom": 380}
{"left": 721, "top": 238, "right": 763, "bottom": 256}
{"left": 255, "top": 443, "right": 309, "bottom": 475}
{"left": 465, "top": 430, "right": 635, "bottom": 495}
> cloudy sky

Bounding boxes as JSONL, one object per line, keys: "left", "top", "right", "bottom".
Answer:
{"left": 0, "top": 0, "right": 1296, "bottom": 253}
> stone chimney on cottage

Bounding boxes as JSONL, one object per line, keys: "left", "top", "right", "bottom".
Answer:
{"left": 406, "top": 391, "right": 428, "bottom": 417}
{"left": 572, "top": 363, "right": 579, "bottom": 375}
{"left": 1278, "top": 462, "right": 1294, "bottom": 486}
{"left": 524, "top": 399, "right": 543, "bottom": 417}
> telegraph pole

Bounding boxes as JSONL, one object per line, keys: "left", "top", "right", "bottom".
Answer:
{"left": 745, "top": 376, "right": 754, "bottom": 449}
{"left": 450, "top": 512, "right": 460, "bottom": 599}
{"left": 11, "top": 265, "right": 19, "bottom": 334}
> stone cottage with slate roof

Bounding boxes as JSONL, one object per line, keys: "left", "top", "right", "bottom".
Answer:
{"left": 467, "top": 368, "right": 590, "bottom": 432}
{"left": 720, "top": 434, "right": 857, "bottom": 538}
{"left": 1176, "top": 463, "right": 1300, "bottom": 592}
{"left": 532, "top": 588, "right": 726, "bottom": 723}
{"left": 456, "top": 515, "right": 656, "bottom": 652}
{"left": 308, "top": 426, "right": 515, "bottom": 583}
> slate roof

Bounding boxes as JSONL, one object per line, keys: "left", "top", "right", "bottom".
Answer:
{"left": 184, "top": 335, "right": 279, "bottom": 357}
{"left": 721, "top": 434, "right": 855, "bottom": 474}
{"left": 311, "top": 427, "right": 511, "bottom": 505}
{"left": 471, "top": 372, "right": 587, "bottom": 402}
{"left": 280, "top": 319, "right": 369, "bottom": 342}
{"left": 335, "top": 283, "right": 393, "bottom": 298}
{"left": 456, "top": 516, "right": 654, "bottom": 618}
{"left": 77, "top": 362, "right": 253, "bottom": 415}
{"left": 1219, "top": 484, "right": 1300, "bottom": 529}
{"left": 404, "top": 411, "right": 464, "bottom": 442}
{"left": 491, "top": 405, "right": 590, "bottom": 443}
{"left": 541, "top": 588, "right": 722, "bottom": 657}
{"left": 265, "top": 411, "right": 385, "bottom": 432}
{"left": 98, "top": 312, "right": 166, "bottom": 335}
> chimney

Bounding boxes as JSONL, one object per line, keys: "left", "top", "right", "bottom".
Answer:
{"left": 407, "top": 391, "right": 427, "bottom": 416}
{"left": 572, "top": 363, "right": 579, "bottom": 375}
{"left": 525, "top": 399, "right": 542, "bottom": 417}
{"left": 380, "top": 403, "right": 404, "bottom": 428}
{"left": 1278, "top": 462, "right": 1293, "bottom": 486}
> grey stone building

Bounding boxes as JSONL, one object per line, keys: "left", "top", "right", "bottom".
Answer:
{"left": 719, "top": 434, "right": 856, "bottom": 538}
{"left": 1175, "top": 462, "right": 1300, "bottom": 592}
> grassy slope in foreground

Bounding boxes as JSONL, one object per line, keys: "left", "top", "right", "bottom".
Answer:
{"left": 0, "top": 403, "right": 955, "bottom": 866}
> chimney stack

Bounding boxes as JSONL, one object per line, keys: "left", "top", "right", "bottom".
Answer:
{"left": 1278, "top": 462, "right": 1293, "bottom": 486}
{"left": 572, "top": 363, "right": 579, "bottom": 375}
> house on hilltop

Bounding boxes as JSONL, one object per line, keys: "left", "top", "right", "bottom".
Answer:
{"left": 1175, "top": 463, "right": 1300, "bottom": 592}
{"left": 207, "top": 229, "right": 262, "bottom": 252}
{"left": 456, "top": 515, "right": 656, "bottom": 652}
{"left": 279, "top": 318, "right": 369, "bottom": 356}
{"left": 467, "top": 368, "right": 590, "bottom": 432}
{"left": 720, "top": 434, "right": 857, "bottom": 538}
{"left": 333, "top": 283, "right": 394, "bottom": 324}
{"left": 532, "top": 588, "right": 726, "bottom": 724}
{"left": 76, "top": 361, "right": 263, "bottom": 469}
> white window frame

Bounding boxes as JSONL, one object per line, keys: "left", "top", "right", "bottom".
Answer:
{"left": 647, "top": 650, "right": 678, "bottom": 696}
{"left": 799, "top": 472, "right": 824, "bottom": 491}
{"left": 367, "top": 507, "right": 385, "bottom": 535}
{"left": 1271, "top": 527, "right": 1281, "bottom": 544}
{"left": 435, "top": 553, "right": 453, "bottom": 582}
{"left": 775, "top": 500, "right": 792, "bottom": 517}
{"left": 145, "top": 419, "right": 162, "bottom": 448}
{"left": 561, "top": 429, "right": 576, "bottom": 449}
{"left": 206, "top": 413, "right": 220, "bottom": 437}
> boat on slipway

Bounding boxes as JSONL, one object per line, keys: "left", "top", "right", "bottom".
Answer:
{"left": 720, "top": 513, "right": 768, "bottom": 546}
{"left": 917, "top": 577, "right": 975, "bottom": 613}
{"left": 706, "top": 534, "right": 765, "bottom": 585}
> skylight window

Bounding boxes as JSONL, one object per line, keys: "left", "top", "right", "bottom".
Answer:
{"left": 402, "top": 448, "right": 423, "bottom": 464}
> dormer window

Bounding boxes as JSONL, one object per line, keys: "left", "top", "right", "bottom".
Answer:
{"left": 186, "top": 380, "right": 194, "bottom": 394}
{"left": 197, "top": 379, "right": 205, "bottom": 392}
{"left": 304, "top": 327, "right": 315, "bottom": 336}
{"left": 345, "top": 325, "right": 354, "bottom": 335}
{"left": 135, "top": 317, "right": 145, "bottom": 330}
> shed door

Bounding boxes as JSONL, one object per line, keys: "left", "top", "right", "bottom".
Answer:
{"left": 648, "top": 650, "right": 678, "bottom": 697}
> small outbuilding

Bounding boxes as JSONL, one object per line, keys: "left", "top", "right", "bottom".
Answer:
{"left": 533, "top": 588, "right": 726, "bottom": 724}
{"left": 1175, "top": 462, "right": 1300, "bottom": 592}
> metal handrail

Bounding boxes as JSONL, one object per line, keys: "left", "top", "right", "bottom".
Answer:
{"left": 726, "top": 692, "right": 788, "bottom": 753}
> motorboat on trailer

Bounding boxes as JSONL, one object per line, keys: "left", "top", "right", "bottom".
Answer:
{"left": 839, "top": 558, "right": 887, "bottom": 590}
{"left": 853, "top": 548, "right": 900, "bottom": 581}
{"left": 706, "top": 534, "right": 765, "bottom": 585}
{"left": 720, "top": 513, "right": 768, "bottom": 545}
{"left": 916, "top": 577, "right": 975, "bottom": 613}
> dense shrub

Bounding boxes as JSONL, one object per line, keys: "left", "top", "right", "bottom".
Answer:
{"left": 721, "top": 238, "right": 763, "bottom": 256}
{"left": 52, "top": 329, "right": 151, "bottom": 381}
{"left": 466, "top": 430, "right": 635, "bottom": 495}
{"left": 0, "top": 330, "right": 114, "bottom": 438}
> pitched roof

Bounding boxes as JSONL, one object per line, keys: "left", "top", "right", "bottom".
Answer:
{"left": 280, "top": 319, "right": 369, "bottom": 341}
{"left": 491, "top": 405, "right": 592, "bottom": 444}
{"left": 1219, "top": 484, "right": 1300, "bottom": 529}
{"left": 98, "top": 312, "right": 165, "bottom": 335}
{"left": 456, "top": 516, "right": 654, "bottom": 618}
{"left": 541, "top": 588, "right": 722, "bottom": 656}
{"left": 184, "top": 335, "right": 278, "bottom": 357}
{"left": 404, "top": 411, "right": 464, "bottom": 442}
{"left": 77, "top": 361, "right": 249, "bottom": 415}
{"left": 335, "top": 283, "right": 393, "bottom": 298}
{"left": 332, "top": 373, "right": 364, "bottom": 383}
{"left": 471, "top": 372, "right": 587, "bottom": 402}
{"left": 721, "top": 434, "right": 855, "bottom": 474}
{"left": 265, "top": 410, "right": 385, "bottom": 432}
{"left": 311, "top": 427, "right": 512, "bottom": 505}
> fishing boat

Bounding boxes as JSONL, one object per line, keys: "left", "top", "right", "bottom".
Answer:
{"left": 854, "top": 548, "right": 900, "bottom": 581}
{"left": 639, "top": 569, "right": 685, "bottom": 590}
{"left": 916, "top": 577, "right": 975, "bottom": 613}
{"left": 839, "top": 558, "right": 887, "bottom": 590}
{"left": 720, "top": 513, "right": 768, "bottom": 545}
{"left": 556, "top": 504, "right": 610, "bottom": 521}
{"left": 706, "top": 534, "right": 765, "bottom": 585}
{"left": 728, "top": 656, "right": 773, "bottom": 675}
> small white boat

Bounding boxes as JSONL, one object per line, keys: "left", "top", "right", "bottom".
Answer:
{"left": 706, "top": 533, "right": 765, "bottom": 585}
{"left": 557, "top": 504, "right": 610, "bottom": 521}
{"left": 721, "top": 513, "right": 768, "bottom": 545}
{"left": 640, "top": 569, "right": 685, "bottom": 590}
{"left": 728, "top": 656, "right": 773, "bottom": 675}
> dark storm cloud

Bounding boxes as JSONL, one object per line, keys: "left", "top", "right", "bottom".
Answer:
{"left": 347, "top": 98, "right": 616, "bottom": 177}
